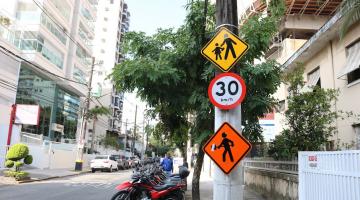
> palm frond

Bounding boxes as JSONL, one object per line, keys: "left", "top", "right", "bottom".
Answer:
{"left": 340, "top": 0, "right": 360, "bottom": 39}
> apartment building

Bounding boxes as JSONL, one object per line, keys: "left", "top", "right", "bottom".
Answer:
{"left": 240, "top": 0, "right": 360, "bottom": 149}
{"left": 88, "top": 0, "right": 130, "bottom": 153}
{"left": 0, "top": 0, "right": 98, "bottom": 168}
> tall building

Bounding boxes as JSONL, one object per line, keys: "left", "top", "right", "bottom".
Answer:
{"left": 88, "top": 0, "right": 130, "bottom": 153}
{"left": 0, "top": 0, "right": 98, "bottom": 167}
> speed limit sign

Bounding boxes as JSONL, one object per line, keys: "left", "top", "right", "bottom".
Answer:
{"left": 208, "top": 72, "right": 246, "bottom": 110}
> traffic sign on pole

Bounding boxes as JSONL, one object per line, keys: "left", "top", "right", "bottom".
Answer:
{"left": 208, "top": 72, "right": 246, "bottom": 110}
{"left": 201, "top": 27, "right": 249, "bottom": 72}
{"left": 203, "top": 122, "right": 251, "bottom": 174}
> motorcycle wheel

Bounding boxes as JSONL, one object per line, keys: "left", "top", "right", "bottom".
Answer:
{"left": 111, "top": 191, "right": 130, "bottom": 200}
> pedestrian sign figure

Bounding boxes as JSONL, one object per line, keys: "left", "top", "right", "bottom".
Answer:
{"left": 212, "top": 43, "right": 224, "bottom": 60}
{"left": 221, "top": 34, "right": 237, "bottom": 60}
{"left": 203, "top": 122, "right": 251, "bottom": 174}
{"left": 215, "top": 132, "right": 234, "bottom": 162}
{"left": 201, "top": 27, "right": 249, "bottom": 72}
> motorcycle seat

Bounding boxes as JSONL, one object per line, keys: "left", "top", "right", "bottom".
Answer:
{"left": 153, "top": 184, "right": 177, "bottom": 191}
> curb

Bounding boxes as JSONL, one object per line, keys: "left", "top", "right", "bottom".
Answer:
{"left": 17, "top": 170, "right": 91, "bottom": 184}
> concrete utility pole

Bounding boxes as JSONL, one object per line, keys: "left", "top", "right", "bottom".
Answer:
{"left": 213, "top": 1, "right": 243, "bottom": 200}
{"left": 75, "top": 57, "right": 95, "bottom": 171}
{"left": 132, "top": 105, "right": 137, "bottom": 156}
{"left": 124, "top": 118, "right": 128, "bottom": 152}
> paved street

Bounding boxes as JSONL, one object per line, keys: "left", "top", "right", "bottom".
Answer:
{"left": 0, "top": 170, "right": 132, "bottom": 200}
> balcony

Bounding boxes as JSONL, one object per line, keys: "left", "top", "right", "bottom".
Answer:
{"left": 19, "top": 39, "right": 64, "bottom": 69}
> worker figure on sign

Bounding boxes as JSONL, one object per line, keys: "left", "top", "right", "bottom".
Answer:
{"left": 221, "top": 34, "right": 237, "bottom": 60}
{"left": 212, "top": 43, "right": 224, "bottom": 60}
{"left": 216, "top": 132, "right": 234, "bottom": 162}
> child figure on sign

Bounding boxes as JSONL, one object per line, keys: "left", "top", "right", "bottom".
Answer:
{"left": 212, "top": 43, "right": 224, "bottom": 60}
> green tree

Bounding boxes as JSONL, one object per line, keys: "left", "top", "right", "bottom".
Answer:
{"left": 339, "top": 0, "right": 360, "bottom": 39}
{"left": 269, "top": 66, "right": 339, "bottom": 160}
{"left": 111, "top": 1, "right": 283, "bottom": 198}
{"left": 100, "top": 135, "right": 123, "bottom": 150}
{"left": 87, "top": 106, "right": 110, "bottom": 153}
{"left": 5, "top": 143, "right": 33, "bottom": 180}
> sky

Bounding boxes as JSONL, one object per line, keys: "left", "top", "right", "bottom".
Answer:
{"left": 121, "top": 0, "right": 188, "bottom": 132}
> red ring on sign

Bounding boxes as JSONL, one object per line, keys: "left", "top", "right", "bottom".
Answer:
{"left": 208, "top": 72, "right": 246, "bottom": 110}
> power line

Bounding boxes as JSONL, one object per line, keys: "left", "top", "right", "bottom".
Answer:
{"left": 32, "top": 0, "right": 80, "bottom": 49}
{"left": 0, "top": 45, "right": 87, "bottom": 86}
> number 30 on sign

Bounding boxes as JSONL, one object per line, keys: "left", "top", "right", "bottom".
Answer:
{"left": 208, "top": 73, "right": 246, "bottom": 110}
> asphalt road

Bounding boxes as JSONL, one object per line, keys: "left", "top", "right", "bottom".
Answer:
{"left": 0, "top": 170, "right": 132, "bottom": 200}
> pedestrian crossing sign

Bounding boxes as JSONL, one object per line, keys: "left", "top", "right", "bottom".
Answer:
{"left": 203, "top": 122, "right": 251, "bottom": 174}
{"left": 201, "top": 27, "right": 249, "bottom": 72}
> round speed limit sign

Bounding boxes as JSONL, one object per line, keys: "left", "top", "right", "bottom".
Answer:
{"left": 208, "top": 72, "right": 246, "bottom": 110}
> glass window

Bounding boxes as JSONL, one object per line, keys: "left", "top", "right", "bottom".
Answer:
{"left": 40, "top": 13, "right": 67, "bottom": 45}
{"left": 49, "top": 0, "right": 71, "bottom": 22}
{"left": 347, "top": 68, "right": 360, "bottom": 85}
{"left": 16, "top": 66, "right": 56, "bottom": 137}
{"left": 73, "top": 66, "right": 87, "bottom": 84}
{"left": 56, "top": 88, "right": 80, "bottom": 140}
{"left": 16, "top": 66, "right": 80, "bottom": 141}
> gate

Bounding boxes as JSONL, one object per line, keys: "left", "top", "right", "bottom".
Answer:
{"left": 299, "top": 151, "right": 360, "bottom": 200}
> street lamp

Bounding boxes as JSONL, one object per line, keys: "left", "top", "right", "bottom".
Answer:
{"left": 75, "top": 57, "right": 103, "bottom": 171}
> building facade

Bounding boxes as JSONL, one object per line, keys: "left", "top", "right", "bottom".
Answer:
{"left": 240, "top": 0, "right": 360, "bottom": 149}
{"left": 88, "top": 0, "right": 130, "bottom": 153}
{"left": 0, "top": 0, "right": 98, "bottom": 167}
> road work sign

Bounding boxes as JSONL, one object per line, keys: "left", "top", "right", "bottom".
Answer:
{"left": 208, "top": 72, "right": 246, "bottom": 110}
{"left": 203, "top": 122, "right": 251, "bottom": 174}
{"left": 201, "top": 27, "right": 249, "bottom": 72}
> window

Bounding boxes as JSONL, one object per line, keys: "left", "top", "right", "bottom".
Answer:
{"left": 110, "top": 0, "right": 114, "bottom": 4}
{"left": 101, "top": 49, "right": 105, "bottom": 53}
{"left": 102, "top": 28, "right": 107, "bottom": 32}
{"left": 347, "top": 68, "right": 360, "bottom": 84}
{"left": 352, "top": 124, "right": 360, "bottom": 150}
{"left": 276, "top": 100, "right": 285, "bottom": 112}
{"left": 307, "top": 67, "right": 321, "bottom": 87}
{"left": 104, "top": 17, "right": 108, "bottom": 21}
{"left": 105, "top": 7, "right": 109, "bottom": 11}
{"left": 338, "top": 40, "right": 360, "bottom": 80}
{"left": 101, "top": 38, "right": 106, "bottom": 43}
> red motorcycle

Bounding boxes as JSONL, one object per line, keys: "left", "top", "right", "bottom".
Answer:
{"left": 111, "top": 167, "right": 188, "bottom": 200}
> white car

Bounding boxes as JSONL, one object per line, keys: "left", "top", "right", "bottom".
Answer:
{"left": 90, "top": 155, "right": 118, "bottom": 173}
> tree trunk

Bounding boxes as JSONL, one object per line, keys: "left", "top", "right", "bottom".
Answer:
{"left": 90, "top": 117, "right": 97, "bottom": 154}
{"left": 192, "top": 139, "right": 206, "bottom": 200}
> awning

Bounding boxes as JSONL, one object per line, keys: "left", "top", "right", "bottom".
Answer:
{"left": 307, "top": 68, "right": 320, "bottom": 87}
{"left": 338, "top": 42, "right": 360, "bottom": 78}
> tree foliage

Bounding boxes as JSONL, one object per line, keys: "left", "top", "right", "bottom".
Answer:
{"left": 269, "top": 66, "right": 339, "bottom": 160}
{"left": 112, "top": 0, "right": 283, "bottom": 198}
{"left": 5, "top": 143, "right": 33, "bottom": 172}
{"left": 339, "top": 0, "right": 360, "bottom": 39}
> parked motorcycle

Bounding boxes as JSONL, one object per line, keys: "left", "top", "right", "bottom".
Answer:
{"left": 111, "top": 164, "right": 189, "bottom": 200}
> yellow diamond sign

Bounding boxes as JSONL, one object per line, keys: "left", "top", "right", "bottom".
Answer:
{"left": 201, "top": 27, "right": 249, "bottom": 72}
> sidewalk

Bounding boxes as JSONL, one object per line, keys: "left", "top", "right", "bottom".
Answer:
{"left": 185, "top": 171, "right": 264, "bottom": 200}
{"left": 0, "top": 167, "right": 90, "bottom": 186}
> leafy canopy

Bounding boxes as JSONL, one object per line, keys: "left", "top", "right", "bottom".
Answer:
{"left": 269, "top": 66, "right": 338, "bottom": 160}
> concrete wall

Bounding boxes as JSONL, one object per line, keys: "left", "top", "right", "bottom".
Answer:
{"left": 245, "top": 168, "right": 298, "bottom": 200}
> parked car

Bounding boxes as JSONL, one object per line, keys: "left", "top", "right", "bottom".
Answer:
{"left": 132, "top": 157, "right": 141, "bottom": 166}
{"left": 126, "top": 156, "right": 135, "bottom": 168}
{"left": 90, "top": 155, "right": 118, "bottom": 173}
{"left": 113, "top": 155, "right": 129, "bottom": 169}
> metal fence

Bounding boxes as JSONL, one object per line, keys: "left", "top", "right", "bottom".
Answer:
{"left": 243, "top": 159, "right": 298, "bottom": 175}
{"left": 299, "top": 151, "right": 360, "bottom": 200}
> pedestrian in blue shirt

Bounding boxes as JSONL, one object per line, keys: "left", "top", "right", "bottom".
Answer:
{"left": 161, "top": 154, "right": 173, "bottom": 177}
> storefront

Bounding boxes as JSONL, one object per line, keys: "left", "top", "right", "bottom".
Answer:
{"left": 16, "top": 65, "right": 80, "bottom": 142}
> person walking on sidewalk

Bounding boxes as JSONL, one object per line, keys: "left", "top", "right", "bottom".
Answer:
{"left": 161, "top": 153, "right": 173, "bottom": 177}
